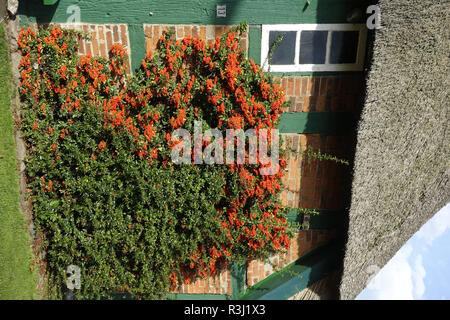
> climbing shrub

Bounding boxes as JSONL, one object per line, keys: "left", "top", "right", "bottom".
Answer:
{"left": 18, "top": 24, "right": 293, "bottom": 299}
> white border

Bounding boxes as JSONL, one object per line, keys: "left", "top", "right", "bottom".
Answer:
{"left": 261, "top": 24, "right": 367, "bottom": 72}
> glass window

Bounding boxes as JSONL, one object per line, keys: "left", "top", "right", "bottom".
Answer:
{"left": 329, "top": 31, "right": 359, "bottom": 64}
{"left": 299, "top": 31, "right": 328, "bottom": 64}
{"left": 261, "top": 24, "right": 366, "bottom": 72}
{"left": 268, "top": 31, "right": 296, "bottom": 65}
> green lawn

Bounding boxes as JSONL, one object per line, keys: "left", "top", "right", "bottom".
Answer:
{"left": 0, "top": 23, "right": 39, "bottom": 299}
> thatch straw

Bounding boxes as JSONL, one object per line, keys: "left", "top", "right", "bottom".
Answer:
{"left": 339, "top": 0, "right": 450, "bottom": 300}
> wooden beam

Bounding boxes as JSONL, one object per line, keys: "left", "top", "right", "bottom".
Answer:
{"left": 238, "top": 239, "right": 344, "bottom": 300}
{"left": 278, "top": 112, "right": 355, "bottom": 134}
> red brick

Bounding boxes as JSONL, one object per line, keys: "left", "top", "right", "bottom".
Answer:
{"left": 306, "top": 77, "right": 314, "bottom": 96}
{"left": 199, "top": 26, "right": 206, "bottom": 41}
{"left": 326, "top": 77, "right": 334, "bottom": 95}
{"left": 303, "top": 96, "right": 311, "bottom": 112}
{"left": 192, "top": 26, "right": 199, "bottom": 38}
{"left": 146, "top": 38, "right": 152, "bottom": 55}
{"left": 240, "top": 39, "right": 247, "bottom": 53}
{"left": 215, "top": 26, "right": 223, "bottom": 39}
{"left": 77, "top": 35, "right": 85, "bottom": 55}
{"left": 106, "top": 28, "right": 112, "bottom": 54}
{"left": 176, "top": 26, "right": 184, "bottom": 39}
{"left": 153, "top": 25, "right": 160, "bottom": 39}
{"left": 85, "top": 42, "right": 92, "bottom": 56}
{"left": 316, "top": 96, "right": 326, "bottom": 111}
{"left": 281, "top": 78, "right": 287, "bottom": 91}
{"left": 287, "top": 77, "right": 294, "bottom": 95}
{"left": 259, "top": 261, "right": 265, "bottom": 282}
{"left": 112, "top": 25, "right": 119, "bottom": 42}
{"left": 98, "top": 26, "right": 105, "bottom": 41}
{"left": 145, "top": 26, "right": 152, "bottom": 39}
{"left": 294, "top": 78, "right": 301, "bottom": 96}
{"left": 100, "top": 42, "right": 106, "bottom": 58}
{"left": 319, "top": 77, "right": 327, "bottom": 95}
{"left": 281, "top": 190, "right": 287, "bottom": 206}
{"left": 82, "top": 24, "right": 89, "bottom": 35}
{"left": 301, "top": 78, "right": 308, "bottom": 96}
{"left": 120, "top": 24, "right": 128, "bottom": 46}
{"left": 168, "top": 26, "right": 176, "bottom": 39}
{"left": 313, "top": 78, "right": 320, "bottom": 96}
{"left": 184, "top": 26, "right": 191, "bottom": 38}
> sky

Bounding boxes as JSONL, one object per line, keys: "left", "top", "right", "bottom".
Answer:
{"left": 356, "top": 202, "right": 450, "bottom": 300}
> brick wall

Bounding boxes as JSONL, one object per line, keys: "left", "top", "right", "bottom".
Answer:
{"left": 280, "top": 133, "right": 352, "bottom": 210}
{"left": 32, "top": 22, "right": 359, "bottom": 297}
{"left": 170, "top": 266, "right": 231, "bottom": 295}
{"left": 47, "top": 23, "right": 132, "bottom": 73}
{"left": 242, "top": 74, "right": 360, "bottom": 288}
{"left": 247, "top": 229, "right": 336, "bottom": 287}
{"left": 143, "top": 24, "right": 248, "bottom": 56}
{"left": 277, "top": 75, "right": 362, "bottom": 113}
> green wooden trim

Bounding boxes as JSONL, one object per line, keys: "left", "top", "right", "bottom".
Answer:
{"left": 230, "top": 262, "right": 246, "bottom": 299}
{"left": 167, "top": 293, "right": 229, "bottom": 300}
{"left": 128, "top": 24, "right": 146, "bottom": 74}
{"left": 43, "top": 0, "right": 59, "bottom": 5}
{"left": 248, "top": 25, "right": 261, "bottom": 65}
{"left": 237, "top": 239, "right": 344, "bottom": 300}
{"left": 278, "top": 112, "right": 355, "bottom": 134}
{"left": 20, "top": 0, "right": 365, "bottom": 26}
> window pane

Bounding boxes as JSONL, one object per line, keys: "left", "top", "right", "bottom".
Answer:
{"left": 330, "top": 31, "right": 359, "bottom": 64}
{"left": 299, "top": 31, "right": 328, "bottom": 64}
{"left": 268, "top": 31, "right": 296, "bottom": 65}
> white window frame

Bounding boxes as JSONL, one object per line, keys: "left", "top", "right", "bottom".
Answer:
{"left": 261, "top": 24, "right": 367, "bottom": 72}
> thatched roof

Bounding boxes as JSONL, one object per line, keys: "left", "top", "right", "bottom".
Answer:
{"left": 339, "top": 0, "right": 450, "bottom": 299}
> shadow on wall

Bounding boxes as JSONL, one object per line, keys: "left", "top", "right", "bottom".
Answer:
{"left": 18, "top": 0, "right": 60, "bottom": 25}
{"left": 310, "top": 0, "right": 377, "bottom": 300}
{"left": 281, "top": 133, "right": 353, "bottom": 211}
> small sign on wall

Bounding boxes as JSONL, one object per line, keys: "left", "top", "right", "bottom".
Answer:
{"left": 216, "top": 5, "right": 226, "bottom": 18}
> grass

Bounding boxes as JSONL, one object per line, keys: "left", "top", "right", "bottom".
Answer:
{"left": 0, "top": 23, "right": 39, "bottom": 299}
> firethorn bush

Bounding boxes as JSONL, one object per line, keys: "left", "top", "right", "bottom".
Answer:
{"left": 18, "top": 23, "right": 294, "bottom": 299}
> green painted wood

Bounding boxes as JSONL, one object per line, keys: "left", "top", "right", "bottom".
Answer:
{"left": 20, "top": 0, "right": 365, "bottom": 26}
{"left": 248, "top": 25, "right": 261, "bottom": 64}
{"left": 43, "top": 0, "right": 58, "bottom": 5}
{"left": 167, "top": 293, "right": 229, "bottom": 300}
{"left": 238, "top": 239, "right": 344, "bottom": 300}
{"left": 21, "top": 1, "right": 368, "bottom": 75}
{"left": 128, "top": 24, "right": 146, "bottom": 73}
{"left": 278, "top": 112, "right": 355, "bottom": 134}
{"left": 231, "top": 262, "right": 246, "bottom": 299}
